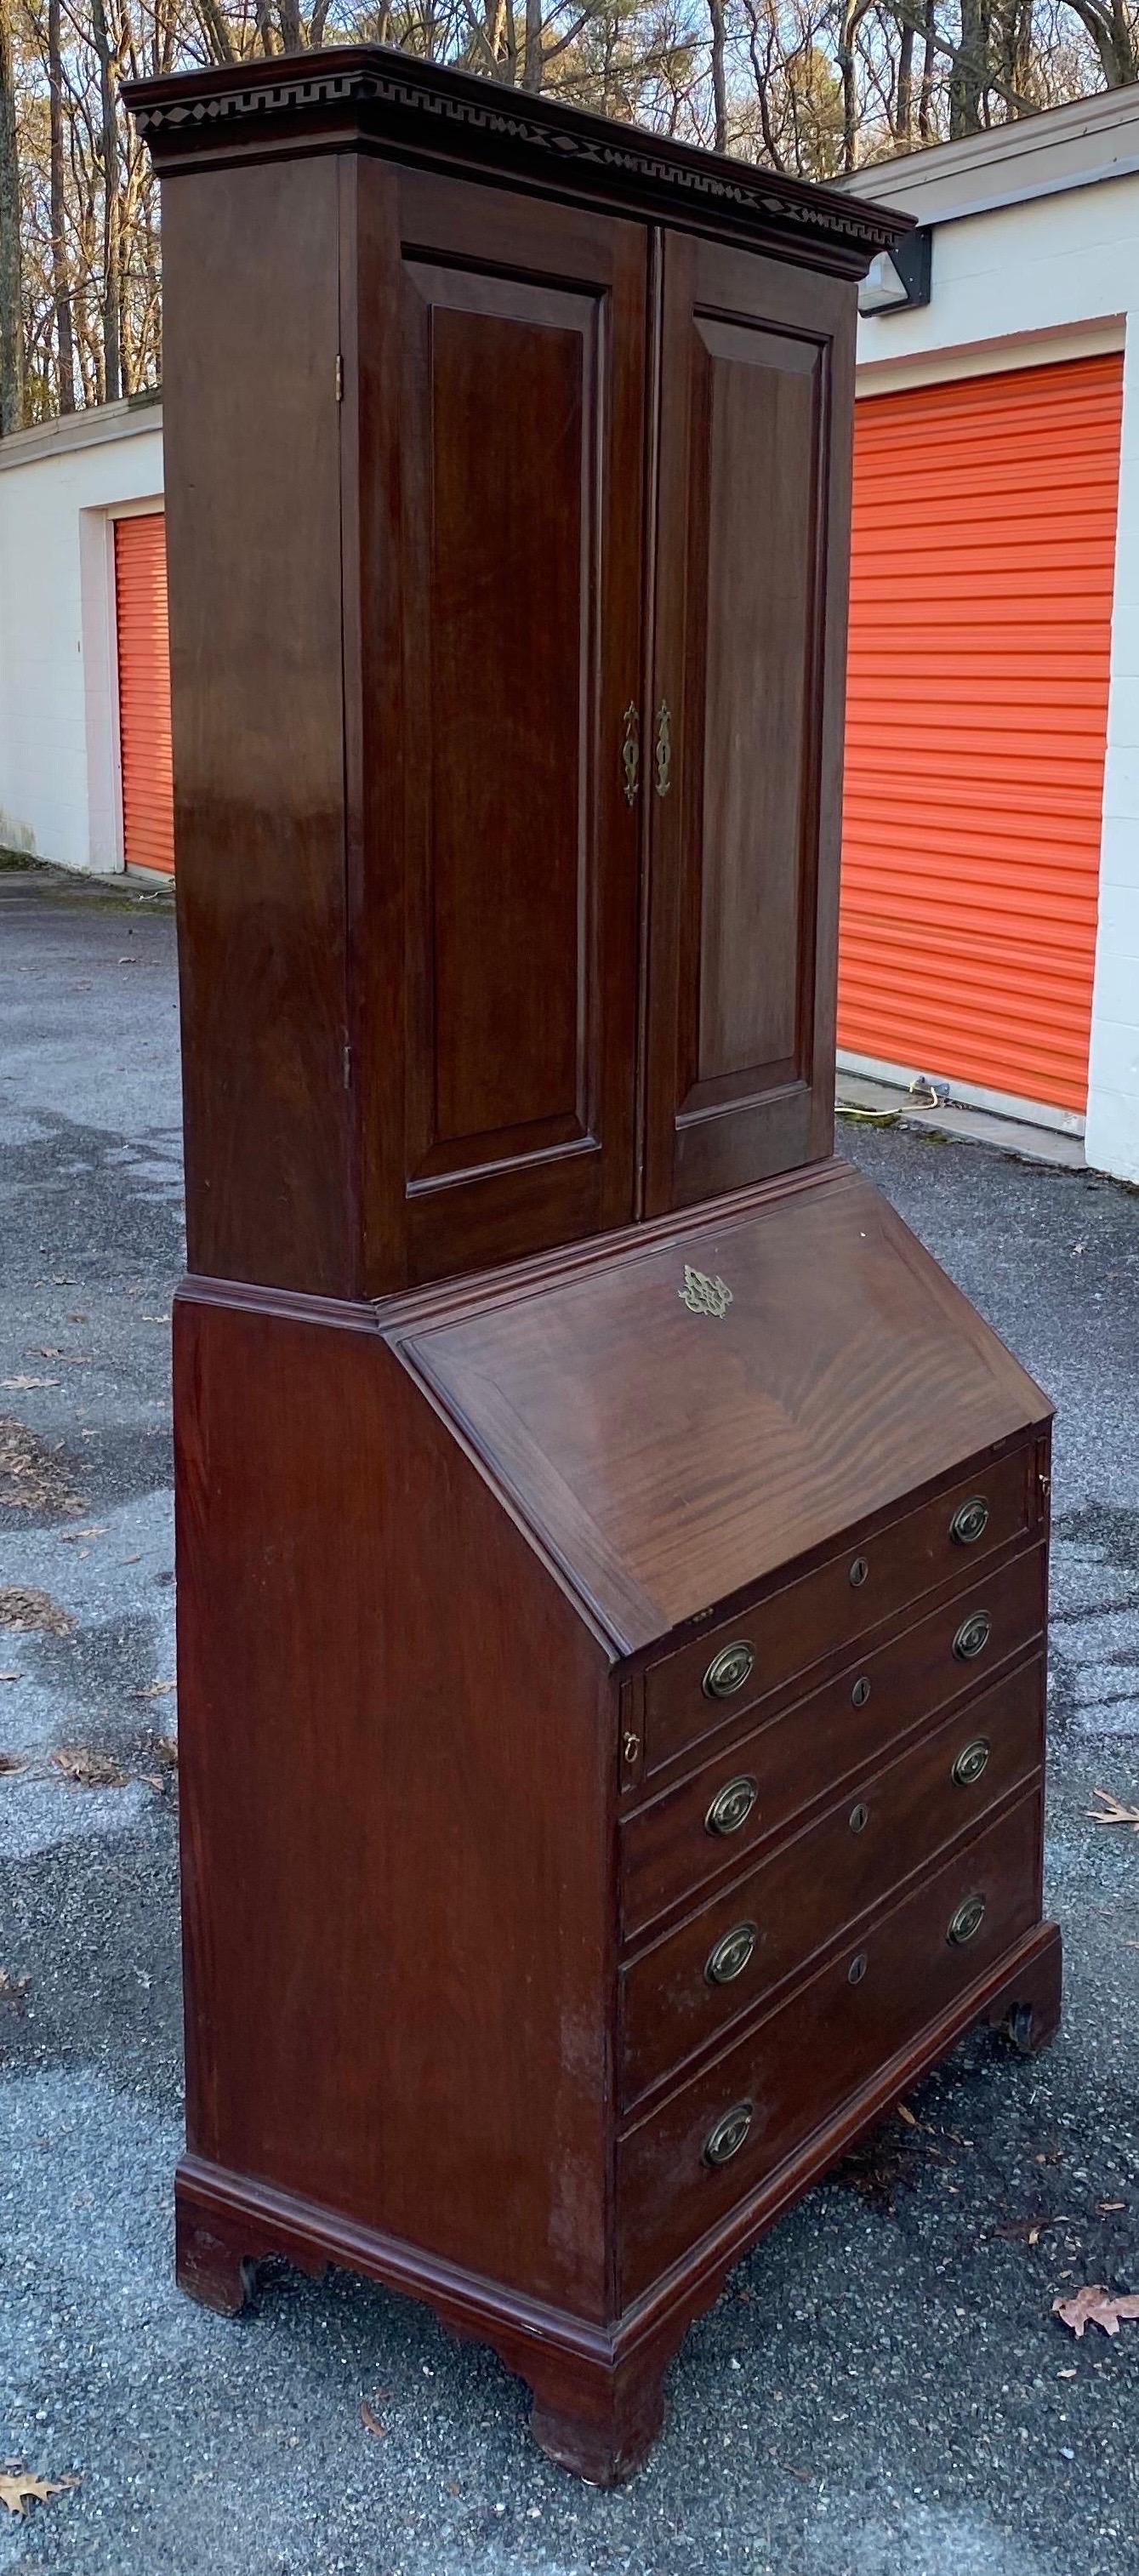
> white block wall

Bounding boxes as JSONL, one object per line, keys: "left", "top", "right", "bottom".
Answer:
{"left": 855, "top": 168, "right": 1139, "bottom": 1183}
{"left": 0, "top": 399, "right": 163, "bottom": 874}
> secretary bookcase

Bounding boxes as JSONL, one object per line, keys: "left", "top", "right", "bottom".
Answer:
{"left": 128, "top": 49, "right": 1061, "bottom": 2482}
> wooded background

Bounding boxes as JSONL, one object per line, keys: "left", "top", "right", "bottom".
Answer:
{"left": 0, "top": 0, "right": 1136, "bottom": 430}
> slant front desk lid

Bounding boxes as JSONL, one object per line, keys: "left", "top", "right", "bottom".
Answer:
{"left": 390, "top": 1163, "right": 1051, "bottom": 1660}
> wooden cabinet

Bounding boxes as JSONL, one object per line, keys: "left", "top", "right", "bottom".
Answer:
{"left": 129, "top": 45, "right": 1061, "bottom": 2488}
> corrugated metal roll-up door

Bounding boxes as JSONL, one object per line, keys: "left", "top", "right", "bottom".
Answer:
{"left": 114, "top": 511, "right": 174, "bottom": 876}
{"left": 838, "top": 353, "right": 1123, "bottom": 1116}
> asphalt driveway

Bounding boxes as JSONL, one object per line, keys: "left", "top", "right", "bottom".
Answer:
{"left": 2, "top": 863, "right": 1138, "bottom": 2576}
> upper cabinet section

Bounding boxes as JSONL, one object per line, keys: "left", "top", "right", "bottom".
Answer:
{"left": 128, "top": 49, "right": 908, "bottom": 1302}
{"left": 643, "top": 237, "right": 854, "bottom": 1212}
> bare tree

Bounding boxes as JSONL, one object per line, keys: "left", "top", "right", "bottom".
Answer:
{"left": 0, "top": 0, "right": 22, "bottom": 429}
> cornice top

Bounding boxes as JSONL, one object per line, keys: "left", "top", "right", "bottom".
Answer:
{"left": 123, "top": 46, "right": 911, "bottom": 275}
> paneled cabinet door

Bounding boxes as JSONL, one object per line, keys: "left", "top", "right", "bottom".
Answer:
{"left": 352, "top": 168, "right": 648, "bottom": 1293}
{"left": 641, "top": 234, "right": 856, "bottom": 1214}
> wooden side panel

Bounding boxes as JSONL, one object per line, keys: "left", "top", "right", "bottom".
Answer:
{"left": 174, "top": 1288, "right": 615, "bottom": 2320}
{"left": 349, "top": 168, "right": 646, "bottom": 1292}
{"left": 644, "top": 237, "right": 855, "bottom": 1211}
{"left": 161, "top": 159, "right": 351, "bottom": 1295}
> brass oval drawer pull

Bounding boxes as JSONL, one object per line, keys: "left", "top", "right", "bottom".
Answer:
{"left": 847, "top": 1951, "right": 868, "bottom": 1985}
{"left": 704, "top": 1774, "right": 759, "bottom": 1838}
{"left": 952, "top": 1736, "right": 991, "bottom": 1787}
{"left": 849, "top": 1801, "right": 869, "bottom": 1833}
{"left": 851, "top": 1674, "right": 871, "bottom": 1708}
{"left": 703, "top": 2100, "right": 753, "bottom": 2167}
{"left": 705, "top": 1921, "right": 758, "bottom": 1986}
{"left": 950, "top": 1496, "right": 990, "bottom": 1547}
{"left": 849, "top": 1554, "right": 869, "bottom": 1588}
{"left": 953, "top": 1610, "right": 992, "bottom": 1662}
{"left": 703, "top": 1640, "right": 755, "bottom": 1700}
{"left": 948, "top": 1893, "right": 986, "bottom": 1946}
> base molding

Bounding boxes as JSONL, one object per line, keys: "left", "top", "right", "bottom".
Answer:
{"left": 176, "top": 1918, "right": 1062, "bottom": 2482}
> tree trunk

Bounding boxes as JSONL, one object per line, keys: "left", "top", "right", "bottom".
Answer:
{"left": 91, "top": 0, "right": 122, "bottom": 402}
{"left": 895, "top": 20, "right": 914, "bottom": 146}
{"left": 521, "top": 0, "right": 543, "bottom": 90}
{"left": 48, "top": 0, "right": 75, "bottom": 412}
{"left": 949, "top": 0, "right": 988, "bottom": 134}
{"left": 708, "top": 0, "right": 728, "bottom": 150}
{"left": 918, "top": 0, "right": 936, "bottom": 134}
{"left": 0, "top": 0, "right": 22, "bottom": 433}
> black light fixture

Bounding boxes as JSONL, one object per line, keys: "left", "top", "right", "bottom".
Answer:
{"left": 857, "top": 226, "right": 932, "bottom": 316}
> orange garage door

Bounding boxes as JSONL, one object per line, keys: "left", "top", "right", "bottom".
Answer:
{"left": 838, "top": 353, "right": 1123, "bottom": 1115}
{"left": 115, "top": 511, "right": 174, "bottom": 876}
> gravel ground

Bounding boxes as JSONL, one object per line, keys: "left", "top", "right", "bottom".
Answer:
{"left": 2, "top": 864, "right": 1138, "bottom": 2576}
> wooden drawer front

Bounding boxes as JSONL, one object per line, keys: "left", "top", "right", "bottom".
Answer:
{"left": 620, "top": 1656, "right": 1043, "bottom": 2107}
{"left": 641, "top": 1445, "right": 1035, "bottom": 1773}
{"left": 623, "top": 1542, "right": 1046, "bottom": 1939}
{"left": 618, "top": 1788, "right": 1041, "bottom": 2304}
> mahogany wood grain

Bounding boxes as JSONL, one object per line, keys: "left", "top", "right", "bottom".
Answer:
{"left": 639, "top": 1463, "right": 1042, "bottom": 1775}
{"left": 398, "top": 1162, "right": 1051, "bottom": 1656}
{"left": 174, "top": 1287, "right": 615, "bottom": 2318}
{"left": 346, "top": 168, "right": 646, "bottom": 1291}
{"left": 618, "top": 1787, "right": 1043, "bottom": 2302}
{"left": 641, "top": 235, "right": 855, "bottom": 1213}
{"left": 623, "top": 1617, "right": 1045, "bottom": 1942}
{"left": 620, "top": 1656, "right": 1045, "bottom": 2105}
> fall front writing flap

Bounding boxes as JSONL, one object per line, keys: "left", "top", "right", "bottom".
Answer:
{"left": 392, "top": 1162, "right": 1051, "bottom": 1659}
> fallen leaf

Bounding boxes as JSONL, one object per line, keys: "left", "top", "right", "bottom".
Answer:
{"left": 0, "top": 1967, "right": 29, "bottom": 2002}
{"left": 897, "top": 2102, "right": 918, "bottom": 2128}
{"left": 0, "top": 1752, "right": 26, "bottom": 1774}
{"left": 0, "top": 2471, "right": 78, "bottom": 2516}
{"left": 132, "top": 1679, "right": 175, "bottom": 1699}
{"left": 120, "top": 1555, "right": 141, "bottom": 1566}
{"left": 1052, "top": 2285, "right": 1139, "bottom": 2339}
{"left": 0, "top": 1418, "right": 84, "bottom": 1514}
{"left": 59, "top": 1525, "right": 107, "bottom": 1544}
{"left": 0, "top": 1376, "right": 59, "bottom": 1391}
{"left": 1097, "top": 2201, "right": 1126, "bottom": 2214}
{"left": 0, "top": 1672, "right": 22, "bottom": 1682}
{"left": 50, "top": 1747, "right": 130, "bottom": 1789}
{"left": 1087, "top": 1789, "right": 1139, "bottom": 1833}
{"left": 360, "top": 2400, "right": 387, "bottom": 2437}
{"left": 0, "top": 1587, "right": 74, "bottom": 1636}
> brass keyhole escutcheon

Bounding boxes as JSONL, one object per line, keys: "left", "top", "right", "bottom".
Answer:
{"left": 952, "top": 1736, "right": 990, "bottom": 1787}
{"left": 948, "top": 1893, "right": 986, "bottom": 1946}
{"left": 849, "top": 1555, "right": 869, "bottom": 1588}
{"left": 704, "top": 1774, "right": 759, "bottom": 1838}
{"left": 654, "top": 699, "right": 672, "bottom": 797}
{"left": 849, "top": 1802, "right": 869, "bottom": 1834}
{"left": 847, "top": 1951, "right": 868, "bottom": 1985}
{"left": 621, "top": 703, "right": 640, "bottom": 805}
{"left": 851, "top": 1675, "right": 871, "bottom": 1709}
{"left": 705, "top": 1921, "right": 758, "bottom": 1986}
{"left": 953, "top": 1610, "right": 992, "bottom": 1662}
{"left": 703, "top": 1641, "right": 755, "bottom": 1701}
{"left": 950, "top": 1496, "right": 989, "bottom": 1547}
{"left": 703, "top": 2100, "right": 753, "bottom": 2167}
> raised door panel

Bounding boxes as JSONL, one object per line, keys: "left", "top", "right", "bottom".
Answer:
{"left": 350, "top": 170, "right": 646, "bottom": 1291}
{"left": 642, "top": 236, "right": 855, "bottom": 1212}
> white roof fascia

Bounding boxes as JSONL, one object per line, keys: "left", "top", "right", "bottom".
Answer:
{"left": 834, "top": 86, "right": 1139, "bottom": 227}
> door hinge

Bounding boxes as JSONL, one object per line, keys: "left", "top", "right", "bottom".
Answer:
{"left": 335, "top": 353, "right": 344, "bottom": 403}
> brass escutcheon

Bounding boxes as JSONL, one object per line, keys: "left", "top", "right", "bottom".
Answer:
{"left": 654, "top": 699, "right": 672, "bottom": 797}
{"left": 851, "top": 1675, "right": 872, "bottom": 1708}
{"left": 948, "top": 1893, "right": 986, "bottom": 1945}
{"left": 705, "top": 1921, "right": 758, "bottom": 1986}
{"left": 847, "top": 1951, "right": 868, "bottom": 1984}
{"left": 849, "top": 1802, "right": 869, "bottom": 1833}
{"left": 703, "top": 1640, "right": 755, "bottom": 1701}
{"left": 952, "top": 1736, "right": 991, "bottom": 1787}
{"left": 703, "top": 2100, "right": 753, "bottom": 2167}
{"left": 849, "top": 1555, "right": 869, "bottom": 1587}
{"left": 953, "top": 1610, "right": 992, "bottom": 1662}
{"left": 704, "top": 1774, "right": 759, "bottom": 1837}
{"left": 950, "top": 1496, "right": 990, "bottom": 1547}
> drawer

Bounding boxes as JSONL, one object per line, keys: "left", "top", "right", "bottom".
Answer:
{"left": 619, "top": 1655, "right": 1044, "bottom": 2107}
{"left": 622, "top": 1542, "right": 1046, "bottom": 1939}
{"left": 618, "top": 1787, "right": 1042, "bottom": 2305}
{"left": 641, "top": 1444, "right": 1037, "bottom": 1774}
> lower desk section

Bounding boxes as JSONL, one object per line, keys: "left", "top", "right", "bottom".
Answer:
{"left": 618, "top": 1787, "right": 1041, "bottom": 2304}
